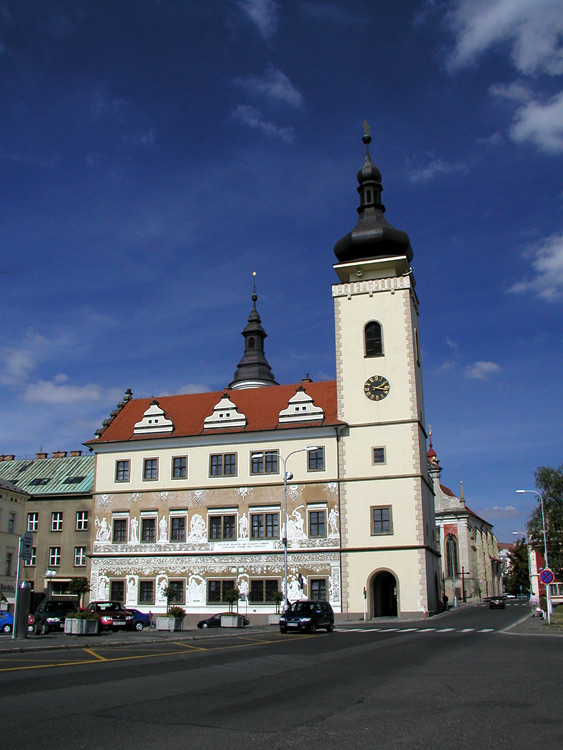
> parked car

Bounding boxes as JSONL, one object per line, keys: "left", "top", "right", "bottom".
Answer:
{"left": 0, "top": 611, "right": 14, "bottom": 633}
{"left": 128, "top": 608, "right": 152, "bottom": 631}
{"left": 34, "top": 599, "right": 79, "bottom": 634}
{"left": 197, "top": 612, "right": 250, "bottom": 629}
{"left": 83, "top": 601, "right": 135, "bottom": 631}
{"left": 489, "top": 596, "right": 506, "bottom": 609}
{"left": 280, "top": 600, "right": 335, "bottom": 633}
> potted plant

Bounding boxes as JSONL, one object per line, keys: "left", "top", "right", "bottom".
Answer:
{"left": 65, "top": 610, "right": 100, "bottom": 635}
{"left": 221, "top": 588, "right": 244, "bottom": 628}
{"left": 269, "top": 590, "right": 284, "bottom": 624}
{"left": 156, "top": 606, "right": 185, "bottom": 631}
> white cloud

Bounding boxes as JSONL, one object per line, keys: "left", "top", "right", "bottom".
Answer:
{"left": 237, "top": 0, "right": 279, "bottom": 41}
{"left": 509, "top": 91, "right": 563, "bottom": 153}
{"left": 0, "top": 330, "right": 50, "bottom": 385}
{"left": 489, "top": 81, "right": 534, "bottom": 103}
{"left": 23, "top": 378, "right": 105, "bottom": 404}
{"left": 509, "top": 233, "right": 563, "bottom": 300}
{"left": 407, "top": 157, "right": 467, "bottom": 183}
{"left": 176, "top": 383, "right": 212, "bottom": 395}
{"left": 465, "top": 361, "right": 502, "bottom": 379}
{"left": 445, "top": 0, "right": 563, "bottom": 75}
{"left": 478, "top": 132, "right": 505, "bottom": 146}
{"left": 234, "top": 67, "right": 304, "bottom": 109}
{"left": 482, "top": 505, "right": 519, "bottom": 517}
{"left": 231, "top": 104, "right": 295, "bottom": 143}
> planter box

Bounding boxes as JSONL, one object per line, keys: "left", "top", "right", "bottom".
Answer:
{"left": 268, "top": 614, "right": 281, "bottom": 625}
{"left": 156, "top": 616, "right": 183, "bottom": 631}
{"left": 65, "top": 618, "right": 99, "bottom": 635}
{"left": 221, "top": 614, "right": 244, "bottom": 628}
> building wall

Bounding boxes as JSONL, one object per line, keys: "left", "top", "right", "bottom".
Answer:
{"left": 0, "top": 485, "right": 27, "bottom": 606}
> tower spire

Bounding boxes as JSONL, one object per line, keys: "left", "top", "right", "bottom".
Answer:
{"left": 229, "top": 273, "right": 278, "bottom": 390}
{"left": 334, "top": 122, "right": 413, "bottom": 264}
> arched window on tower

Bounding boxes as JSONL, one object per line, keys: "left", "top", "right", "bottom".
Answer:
{"left": 248, "top": 337, "right": 255, "bottom": 349}
{"left": 445, "top": 534, "right": 459, "bottom": 578}
{"left": 364, "top": 321, "right": 383, "bottom": 357}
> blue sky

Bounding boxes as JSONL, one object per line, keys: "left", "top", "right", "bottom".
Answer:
{"left": 0, "top": 0, "right": 561, "bottom": 542}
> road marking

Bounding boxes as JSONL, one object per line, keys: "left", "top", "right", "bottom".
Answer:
{"left": 399, "top": 628, "right": 418, "bottom": 632}
{"left": 436, "top": 628, "right": 455, "bottom": 632}
{"left": 172, "top": 641, "right": 207, "bottom": 650}
{"left": 82, "top": 649, "right": 108, "bottom": 661}
{"left": 478, "top": 628, "right": 494, "bottom": 633}
{"left": 460, "top": 628, "right": 474, "bottom": 632}
{"left": 418, "top": 628, "right": 436, "bottom": 632}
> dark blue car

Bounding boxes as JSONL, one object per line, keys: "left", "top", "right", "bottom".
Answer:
{"left": 127, "top": 608, "right": 152, "bottom": 630}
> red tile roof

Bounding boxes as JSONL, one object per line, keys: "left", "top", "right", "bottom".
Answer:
{"left": 87, "top": 381, "right": 341, "bottom": 445}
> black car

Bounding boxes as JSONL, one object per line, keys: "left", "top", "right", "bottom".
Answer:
{"left": 197, "top": 612, "right": 250, "bottom": 628}
{"left": 34, "top": 599, "right": 79, "bottom": 634}
{"left": 489, "top": 596, "right": 506, "bottom": 609}
{"left": 280, "top": 600, "right": 334, "bottom": 633}
{"left": 84, "top": 601, "right": 135, "bottom": 631}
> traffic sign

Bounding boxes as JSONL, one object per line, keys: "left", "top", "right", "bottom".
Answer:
{"left": 20, "top": 531, "right": 33, "bottom": 562}
{"left": 539, "top": 568, "right": 554, "bottom": 585}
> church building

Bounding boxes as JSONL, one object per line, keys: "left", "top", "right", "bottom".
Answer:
{"left": 86, "top": 133, "right": 441, "bottom": 620}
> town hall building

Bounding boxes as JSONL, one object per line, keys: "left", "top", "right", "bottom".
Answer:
{"left": 86, "top": 132, "right": 442, "bottom": 620}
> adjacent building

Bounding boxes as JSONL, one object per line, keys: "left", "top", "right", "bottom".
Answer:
{"left": 0, "top": 476, "right": 28, "bottom": 608}
{"left": 85, "top": 133, "right": 441, "bottom": 619}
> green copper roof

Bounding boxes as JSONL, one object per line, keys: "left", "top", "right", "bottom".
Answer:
{"left": 0, "top": 455, "right": 95, "bottom": 495}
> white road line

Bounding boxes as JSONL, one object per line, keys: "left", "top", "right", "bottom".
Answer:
{"left": 478, "top": 628, "right": 494, "bottom": 632}
{"left": 418, "top": 628, "right": 436, "bottom": 632}
{"left": 399, "top": 628, "right": 418, "bottom": 632}
{"left": 436, "top": 628, "right": 455, "bottom": 632}
{"left": 460, "top": 628, "right": 474, "bottom": 632}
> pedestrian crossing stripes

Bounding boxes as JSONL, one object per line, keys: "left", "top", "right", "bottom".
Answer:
{"left": 336, "top": 626, "right": 496, "bottom": 634}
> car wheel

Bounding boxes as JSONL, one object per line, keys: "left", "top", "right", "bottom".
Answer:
{"left": 202, "top": 622, "right": 208, "bottom": 628}
{"left": 2, "top": 623, "right": 11, "bottom": 633}
{"left": 135, "top": 621, "right": 144, "bottom": 631}
{"left": 309, "top": 621, "right": 317, "bottom": 634}
{"left": 327, "top": 621, "right": 334, "bottom": 632}
{"left": 280, "top": 626, "right": 287, "bottom": 634}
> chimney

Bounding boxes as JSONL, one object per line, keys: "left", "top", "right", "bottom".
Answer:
{"left": 70, "top": 450, "right": 82, "bottom": 457}
{"left": 36, "top": 452, "right": 48, "bottom": 459}
{"left": 301, "top": 373, "right": 313, "bottom": 383}
{"left": 3, "top": 455, "right": 15, "bottom": 461}
{"left": 52, "top": 451, "right": 68, "bottom": 458}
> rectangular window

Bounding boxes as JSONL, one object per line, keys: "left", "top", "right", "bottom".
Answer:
{"left": 170, "top": 516, "right": 186, "bottom": 541}
{"left": 113, "top": 518, "right": 128, "bottom": 543}
{"left": 139, "top": 580, "right": 154, "bottom": 605}
{"left": 27, "top": 512, "right": 38, "bottom": 532}
{"left": 49, "top": 547, "right": 61, "bottom": 567}
{"left": 74, "top": 546, "right": 86, "bottom": 567}
{"left": 24, "top": 547, "right": 36, "bottom": 567}
{"left": 207, "top": 579, "right": 235, "bottom": 604}
{"left": 172, "top": 456, "right": 187, "bottom": 479}
{"left": 76, "top": 511, "right": 89, "bottom": 531}
{"left": 143, "top": 458, "right": 158, "bottom": 480}
{"left": 115, "top": 460, "right": 130, "bottom": 482}
{"left": 209, "top": 453, "right": 237, "bottom": 476}
{"left": 310, "top": 578, "right": 328, "bottom": 601}
{"left": 5, "top": 552, "right": 12, "bottom": 576}
{"left": 307, "top": 447, "right": 325, "bottom": 472}
{"left": 209, "top": 515, "right": 236, "bottom": 541}
{"left": 51, "top": 511, "right": 63, "bottom": 532}
{"left": 110, "top": 580, "right": 125, "bottom": 602}
{"left": 249, "top": 579, "right": 280, "bottom": 604}
{"left": 250, "top": 512, "right": 279, "bottom": 539}
{"left": 8, "top": 512, "right": 15, "bottom": 534}
{"left": 167, "top": 580, "right": 185, "bottom": 605}
{"left": 309, "top": 510, "right": 326, "bottom": 537}
{"left": 372, "top": 447, "right": 386, "bottom": 465}
{"left": 251, "top": 450, "right": 279, "bottom": 475}
{"left": 372, "top": 505, "right": 392, "bottom": 535}
{"left": 141, "top": 517, "right": 156, "bottom": 542}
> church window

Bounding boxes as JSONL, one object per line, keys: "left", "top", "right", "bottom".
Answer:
{"left": 446, "top": 534, "right": 459, "bottom": 578}
{"left": 248, "top": 337, "right": 255, "bottom": 348}
{"left": 365, "top": 321, "right": 383, "bottom": 357}
{"left": 371, "top": 506, "right": 392, "bottom": 535}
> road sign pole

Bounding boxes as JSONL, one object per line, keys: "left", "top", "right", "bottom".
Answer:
{"left": 11, "top": 536, "right": 22, "bottom": 640}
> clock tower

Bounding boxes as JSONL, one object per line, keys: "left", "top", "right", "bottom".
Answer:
{"left": 333, "top": 129, "right": 440, "bottom": 618}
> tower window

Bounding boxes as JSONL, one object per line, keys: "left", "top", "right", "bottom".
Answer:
{"left": 365, "top": 321, "right": 383, "bottom": 357}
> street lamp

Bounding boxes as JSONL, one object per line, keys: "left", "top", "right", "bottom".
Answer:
{"left": 281, "top": 446, "right": 319, "bottom": 610}
{"left": 44, "top": 569, "right": 57, "bottom": 601}
{"left": 512, "top": 531, "right": 531, "bottom": 597}
{"left": 516, "top": 489, "right": 551, "bottom": 624}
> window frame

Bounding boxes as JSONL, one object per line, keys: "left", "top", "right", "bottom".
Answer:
{"left": 171, "top": 455, "right": 188, "bottom": 479}
{"left": 307, "top": 447, "right": 325, "bottom": 472}
{"left": 113, "top": 518, "right": 128, "bottom": 543}
{"left": 372, "top": 446, "right": 386, "bottom": 465}
{"left": 51, "top": 511, "right": 63, "bottom": 532}
{"left": 207, "top": 579, "right": 236, "bottom": 604}
{"left": 76, "top": 510, "right": 89, "bottom": 531}
{"left": 371, "top": 505, "right": 393, "bottom": 535}
{"left": 49, "top": 546, "right": 61, "bottom": 567}
{"left": 115, "top": 459, "right": 130, "bottom": 482}
{"left": 143, "top": 457, "right": 159, "bottom": 481}
{"left": 250, "top": 450, "right": 279, "bottom": 476}
{"left": 110, "top": 580, "right": 125, "bottom": 603}
{"left": 364, "top": 320, "right": 383, "bottom": 357}
{"left": 167, "top": 579, "right": 185, "bottom": 605}
{"left": 141, "top": 516, "right": 156, "bottom": 543}
{"left": 250, "top": 511, "right": 280, "bottom": 539}
{"left": 208, "top": 514, "right": 237, "bottom": 541}
{"left": 170, "top": 515, "right": 186, "bottom": 542}
{"left": 24, "top": 546, "right": 37, "bottom": 567}
{"left": 27, "top": 512, "right": 38, "bottom": 532}
{"left": 74, "top": 546, "right": 87, "bottom": 567}
{"left": 308, "top": 509, "right": 327, "bottom": 538}
{"left": 209, "top": 452, "right": 237, "bottom": 477}
{"left": 310, "top": 578, "right": 328, "bottom": 601}
{"left": 139, "top": 580, "right": 155, "bottom": 605}
{"left": 249, "top": 578, "right": 280, "bottom": 604}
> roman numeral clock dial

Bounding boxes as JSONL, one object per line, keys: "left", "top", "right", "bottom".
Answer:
{"left": 364, "top": 375, "right": 390, "bottom": 401}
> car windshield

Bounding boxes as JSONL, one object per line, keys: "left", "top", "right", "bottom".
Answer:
{"left": 288, "top": 602, "right": 316, "bottom": 613}
{"left": 44, "top": 601, "right": 78, "bottom": 613}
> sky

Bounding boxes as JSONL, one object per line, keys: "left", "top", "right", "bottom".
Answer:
{"left": 0, "top": 0, "right": 561, "bottom": 542}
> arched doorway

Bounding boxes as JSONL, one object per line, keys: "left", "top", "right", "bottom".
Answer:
{"left": 371, "top": 571, "right": 398, "bottom": 617}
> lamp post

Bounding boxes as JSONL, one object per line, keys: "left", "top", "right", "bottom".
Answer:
{"left": 516, "top": 489, "right": 551, "bottom": 624}
{"left": 44, "top": 569, "right": 57, "bottom": 601}
{"left": 512, "top": 530, "right": 532, "bottom": 598}
{"left": 281, "top": 446, "right": 318, "bottom": 610}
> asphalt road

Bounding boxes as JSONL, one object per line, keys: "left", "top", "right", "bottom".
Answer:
{"left": 1, "top": 602, "right": 561, "bottom": 749}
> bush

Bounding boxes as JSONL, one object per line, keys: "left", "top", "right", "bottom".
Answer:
{"left": 167, "top": 606, "right": 185, "bottom": 619}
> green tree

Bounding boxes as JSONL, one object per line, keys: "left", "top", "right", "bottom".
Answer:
{"left": 526, "top": 465, "right": 563, "bottom": 579}
{"left": 504, "top": 540, "right": 530, "bottom": 595}
{"left": 67, "top": 577, "right": 90, "bottom": 608}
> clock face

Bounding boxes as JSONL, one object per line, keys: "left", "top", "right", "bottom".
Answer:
{"left": 364, "top": 375, "right": 390, "bottom": 401}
